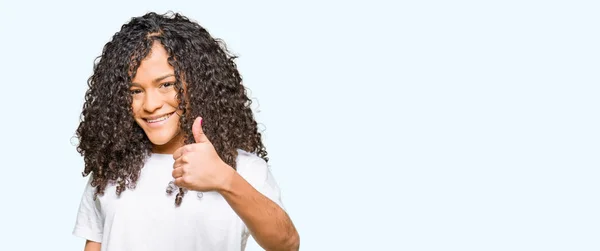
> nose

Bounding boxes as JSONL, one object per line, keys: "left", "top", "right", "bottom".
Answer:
{"left": 143, "top": 89, "right": 163, "bottom": 113}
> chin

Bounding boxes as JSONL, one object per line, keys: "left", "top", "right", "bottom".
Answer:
{"left": 148, "top": 138, "right": 169, "bottom": 146}
{"left": 144, "top": 129, "right": 177, "bottom": 144}
{"left": 147, "top": 135, "right": 175, "bottom": 146}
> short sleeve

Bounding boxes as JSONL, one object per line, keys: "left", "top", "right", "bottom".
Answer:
{"left": 72, "top": 176, "right": 104, "bottom": 243}
{"left": 235, "top": 150, "right": 287, "bottom": 239}
{"left": 237, "top": 153, "right": 286, "bottom": 211}
{"left": 258, "top": 164, "right": 286, "bottom": 211}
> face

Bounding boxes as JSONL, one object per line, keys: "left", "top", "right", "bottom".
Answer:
{"left": 130, "top": 41, "right": 183, "bottom": 154}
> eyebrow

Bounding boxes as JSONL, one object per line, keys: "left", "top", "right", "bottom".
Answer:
{"left": 131, "top": 73, "right": 175, "bottom": 86}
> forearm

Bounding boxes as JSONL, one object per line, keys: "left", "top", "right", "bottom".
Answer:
{"left": 218, "top": 170, "right": 299, "bottom": 251}
{"left": 84, "top": 240, "right": 101, "bottom": 251}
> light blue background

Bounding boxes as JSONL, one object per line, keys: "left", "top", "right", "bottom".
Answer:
{"left": 0, "top": 0, "right": 598, "bottom": 250}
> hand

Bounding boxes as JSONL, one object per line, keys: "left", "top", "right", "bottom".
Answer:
{"left": 172, "top": 117, "right": 234, "bottom": 192}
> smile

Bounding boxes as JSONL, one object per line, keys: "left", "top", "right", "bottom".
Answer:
{"left": 144, "top": 112, "right": 176, "bottom": 127}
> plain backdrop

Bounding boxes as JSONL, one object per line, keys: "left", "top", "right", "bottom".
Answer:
{"left": 0, "top": 0, "right": 598, "bottom": 250}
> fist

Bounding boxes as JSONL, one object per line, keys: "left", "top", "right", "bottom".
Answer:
{"left": 171, "top": 117, "right": 234, "bottom": 192}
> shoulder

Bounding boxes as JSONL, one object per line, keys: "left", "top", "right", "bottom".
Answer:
{"left": 234, "top": 149, "right": 270, "bottom": 186}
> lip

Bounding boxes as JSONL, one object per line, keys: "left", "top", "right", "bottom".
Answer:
{"left": 143, "top": 112, "right": 176, "bottom": 128}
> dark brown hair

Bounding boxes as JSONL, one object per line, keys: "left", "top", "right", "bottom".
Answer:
{"left": 75, "top": 12, "right": 268, "bottom": 206}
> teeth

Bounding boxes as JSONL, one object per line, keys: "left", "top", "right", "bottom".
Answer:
{"left": 147, "top": 113, "right": 171, "bottom": 123}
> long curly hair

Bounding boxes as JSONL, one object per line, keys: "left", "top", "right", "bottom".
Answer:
{"left": 75, "top": 12, "right": 268, "bottom": 206}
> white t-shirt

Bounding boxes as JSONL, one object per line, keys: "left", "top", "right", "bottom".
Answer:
{"left": 73, "top": 149, "right": 285, "bottom": 251}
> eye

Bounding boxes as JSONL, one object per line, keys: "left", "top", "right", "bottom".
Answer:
{"left": 130, "top": 89, "right": 143, "bottom": 95}
{"left": 161, "top": 82, "right": 176, "bottom": 88}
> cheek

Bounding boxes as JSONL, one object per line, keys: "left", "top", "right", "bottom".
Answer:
{"left": 131, "top": 100, "right": 142, "bottom": 117}
{"left": 167, "top": 92, "right": 180, "bottom": 108}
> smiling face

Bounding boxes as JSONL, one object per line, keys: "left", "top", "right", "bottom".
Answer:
{"left": 130, "top": 41, "right": 183, "bottom": 154}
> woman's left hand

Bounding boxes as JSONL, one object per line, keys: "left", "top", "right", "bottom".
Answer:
{"left": 172, "top": 117, "right": 234, "bottom": 192}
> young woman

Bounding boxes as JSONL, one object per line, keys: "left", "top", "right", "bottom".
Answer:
{"left": 73, "top": 12, "right": 299, "bottom": 251}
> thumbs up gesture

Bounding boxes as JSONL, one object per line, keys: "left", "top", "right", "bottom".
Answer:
{"left": 172, "top": 117, "right": 234, "bottom": 192}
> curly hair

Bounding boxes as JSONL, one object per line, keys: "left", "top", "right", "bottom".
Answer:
{"left": 75, "top": 12, "right": 268, "bottom": 206}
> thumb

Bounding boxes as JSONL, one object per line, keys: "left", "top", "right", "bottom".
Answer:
{"left": 192, "top": 117, "right": 208, "bottom": 143}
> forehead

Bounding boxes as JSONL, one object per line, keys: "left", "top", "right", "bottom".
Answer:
{"left": 131, "top": 41, "right": 175, "bottom": 84}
